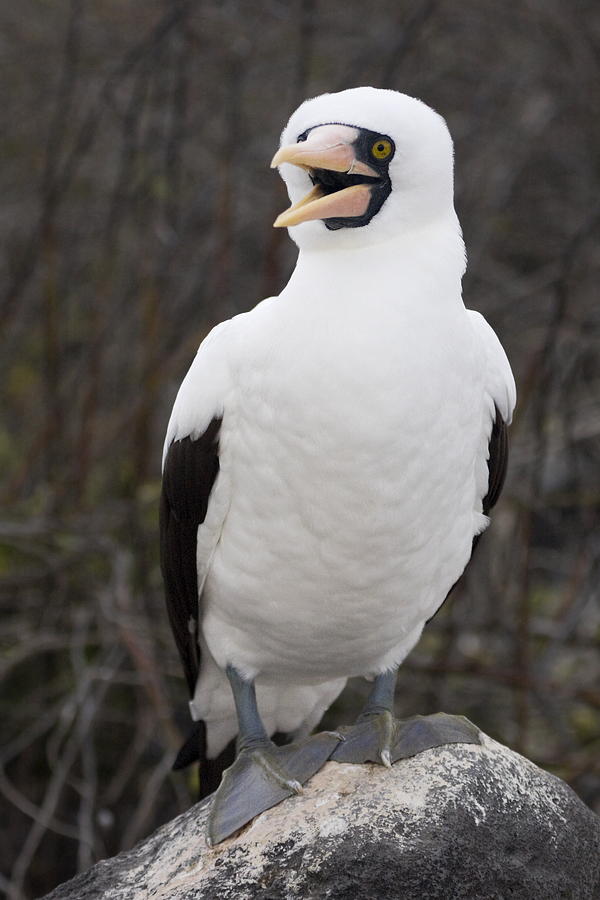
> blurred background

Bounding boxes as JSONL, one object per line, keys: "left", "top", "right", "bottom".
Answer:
{"left": 1, "top": 0, "right": 599, "bottom": 896}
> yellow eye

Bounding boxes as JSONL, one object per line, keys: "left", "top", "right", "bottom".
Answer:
{"left": 371, "top": 138, "right": 392, "bottom": 160}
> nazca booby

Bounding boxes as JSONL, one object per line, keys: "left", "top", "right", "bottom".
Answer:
{"left": 160, "top": 86, "right": 516, "bottom": 845}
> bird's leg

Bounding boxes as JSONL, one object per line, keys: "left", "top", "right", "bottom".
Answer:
{"left": 206, "top": 665, "right": 342, "bottom": 846}
{"left": 228, "top": 665, "right": 276, "bottom": 753}
{"left": 331, "top": 668, "right": 480, "bottom": 766}
{"left": 356, "top": 668, "right": 397, "bottom": 767}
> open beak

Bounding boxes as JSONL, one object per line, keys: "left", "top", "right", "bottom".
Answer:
{"left": 271, "top": 124, "right": 379, "bottom": 228}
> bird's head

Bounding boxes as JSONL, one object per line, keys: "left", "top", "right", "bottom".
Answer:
{"left": 271, "top": 87, "right": 457, "bottom": 251}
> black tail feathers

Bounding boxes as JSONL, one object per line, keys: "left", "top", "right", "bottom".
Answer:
{"left": 172, "top": 720, "right": 236, "bottom": 799}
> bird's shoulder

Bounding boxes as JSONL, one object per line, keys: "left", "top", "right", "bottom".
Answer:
{"left": 163, "top": 297, "right": 279, "bottom": 459}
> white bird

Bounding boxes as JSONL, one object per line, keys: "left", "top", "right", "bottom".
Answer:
{"left": 160, "top": 86, "right": 516, "bottom": 845}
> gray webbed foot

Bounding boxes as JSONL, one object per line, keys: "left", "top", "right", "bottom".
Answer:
{"left": 207, "top": 730, "right": 341, "bottom": 845}
{"left": 330, "top": 710, "right": 480, "bottom": 765}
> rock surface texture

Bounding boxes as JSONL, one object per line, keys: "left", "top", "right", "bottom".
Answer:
{"left": 44, "top": 732, "right": 600, "bottom": 900}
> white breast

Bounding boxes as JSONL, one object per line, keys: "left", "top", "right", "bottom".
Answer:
{"left": 200, "top": 276, "right": 486, "bottom": 684}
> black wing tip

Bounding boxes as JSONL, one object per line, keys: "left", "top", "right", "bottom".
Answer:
{"left": 482, "top": 404, "right": 509, "bottom": 516}
{"left": 160, "top": 416, "right": 223, "bottom": 698}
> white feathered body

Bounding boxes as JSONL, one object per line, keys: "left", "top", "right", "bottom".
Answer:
{"left": 165, "top": 224, "right": 515, "bottom": 756}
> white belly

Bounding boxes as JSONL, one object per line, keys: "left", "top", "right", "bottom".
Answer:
{"left": 201, "top": 303, "right": 485, "bottom": 683}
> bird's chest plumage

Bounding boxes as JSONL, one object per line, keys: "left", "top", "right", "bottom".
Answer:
{"left": 202, "top": 293, "right": 484, "bottom": 680}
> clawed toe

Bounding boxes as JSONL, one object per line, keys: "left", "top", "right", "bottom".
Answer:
{"left": 392, "top": 712, "right": 480, "bottom": 761}
{"left": 207, "top": 730, "right": 341, "bottom": 845}
{"left": 331, "top": 711, "right": 480, "bottom": 766}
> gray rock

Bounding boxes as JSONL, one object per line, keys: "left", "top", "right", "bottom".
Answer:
{"left": 43, "top": 733, "right": 600, "bottom": 900}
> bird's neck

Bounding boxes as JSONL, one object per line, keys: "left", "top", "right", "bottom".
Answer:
{"left": 286, "top": 219, "right": 466, "bottom": 312}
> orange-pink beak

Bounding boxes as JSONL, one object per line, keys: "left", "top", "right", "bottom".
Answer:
{"left": 270, "top": 124, "right": 378, "bottom": 228}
